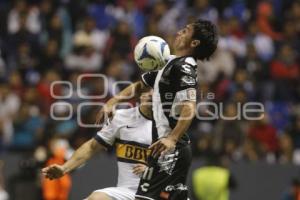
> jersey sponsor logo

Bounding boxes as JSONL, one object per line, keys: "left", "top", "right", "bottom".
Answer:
{"left": 140, "top": 183, "right": 150, "bottom": 192}
{"left": 187, "top": 88, "right": 196, "bottom": 101}
{"left": 181, "top": 64, "right": 193, "bottom": 75}
{"left": 180, "top": 75, "right": 196, "bottom": 87}
{"left": 165, "top": 92, "right": 173, "bottom": 100}
{"left": 116, "top": 142, "right": 151, "bottom": 164}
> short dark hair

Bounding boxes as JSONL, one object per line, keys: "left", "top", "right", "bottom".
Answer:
{"left": 192, "top": 19, "right": 218, "bottom": 61}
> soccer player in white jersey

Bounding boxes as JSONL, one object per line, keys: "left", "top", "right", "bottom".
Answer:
{"left": 96, "top": 20, "right": 218, "bottom": 200}
{"left": 42, "top": 92, "right": 155, "bottom": 200}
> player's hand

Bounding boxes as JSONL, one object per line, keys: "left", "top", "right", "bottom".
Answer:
{"left": 42, "top": 164, "right": 66, "bottom": 180}
{"left": 95, "top": 104, "right": 114, "bottom": 125}
{"left": 149, "top": 136, "right": 177, "bottom": 158}
{"left": 132, "top": 164, "right": 147, "bottom": 176}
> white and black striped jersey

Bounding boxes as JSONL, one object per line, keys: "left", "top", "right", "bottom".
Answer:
{"left": 141, "top": 56, "right": 197, "bottom": 145}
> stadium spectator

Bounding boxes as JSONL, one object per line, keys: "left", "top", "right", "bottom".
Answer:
{"left": 247, "top": 114, "right": 279, "bottom": 158}
{"left": 8, "top": 71, "right": 24, "bottom": 96}
{"left": 281, "top": 179, "right": 300, "bottom": 200}
{"left": 7, "top": 0, "right": 41, "bottom": 34}
{"left": 0, "top": 53, "right": 5, "bottom": 80}
{"left": 218, "top": 19, "right": 246, "bottom": 57}
{"left": 197, "top": 48, "right": 236, "bottom": 83}
{"left": 73, "top": 16, "right": 109, "bottom": 52}
{"left": 282, "top": 20, "right": 300, "bottom": 52}
{"left": 36, "top": 70, "right": 61, "bottom": 113}
{"left": 104, "top": 20, "right": 136, "bottom": 61}
{"left": 246, "top": 21, "right": 274, "bottom": 61}
{"left": 243, "top": 137, "right": 260, "bottom": 162}
{"left": 270, "top": 44, "right": 299, "bottom": 101}
{"left": 64, "top": 43, "right": 102, "bottom": 72}
{"left": 0, "top": 161, "right": 8, "bottom": 200}
{"left": 189, "top": 0, "right": 219, "bottom": 24}
{"left": 213, "top": 103, "right": 246, "bottom": 160}
{"left": 238, "top": 43, "right": 266, "bottom": 83}
{"left": 11, "top": 103, "right": 45, "bottom": 150}
{"left": 192, "top": 153, "right": 237, "bottom": 200}
{"left": 287, "top": 116, "right": 300, "bottom": 149}
{"left": 42, "top": 138, "right": 71, "bottom": 200}
{"left": 256, "top": 1, "right": 282, "bottom": 41}
{"left": 40, "top": 13, "right": 72, "bottom": 57}
{"left": 229, "top": 69, "right": 255, "bottom": 101}
{"left": 8, "top": 14, "right": 39, "bottom": 57}
{"left": 287, "top": 1, "right": 300, "bottom": 33}
{"left": 271, "top": 44, "right": 299, "bottom": 80}
{"left": 267, "top": 102, "right": 291, "bottom": 132}
{"left": 0, "top": 82, "right": 20, "bottom": 148}
{"left": 277, "top": 133, "right": 300, "bottom": 165}
{"left": 116, "top": 0, "right": 146, "bottom": 38}
{"left": 39, "top": 39, "right": 64, "bottom": 74}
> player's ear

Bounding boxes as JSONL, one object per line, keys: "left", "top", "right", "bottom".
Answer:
{"left": 191, "top": 40, "right": 200, "bottom": 48}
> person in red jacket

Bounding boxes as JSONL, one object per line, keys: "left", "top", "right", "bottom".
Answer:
{"left": 271, "top": 44, "right": 299, "bottom": 80}
{"left": 248, "top": 114, "right": 278, "bottom": 155}
{"left": 256, "top": 2, "right": 282, "bottom": 41}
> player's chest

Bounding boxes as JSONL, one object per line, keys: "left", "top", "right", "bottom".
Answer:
{"left": 118, "top": 120, "right": 153, "bottom": 145}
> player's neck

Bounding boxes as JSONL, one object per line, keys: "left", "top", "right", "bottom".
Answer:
{"left": 174, "top": 48, "right": 193, "bottom": 58}
{"left": 139, "top": 106, "right": 152, "bottom": 120}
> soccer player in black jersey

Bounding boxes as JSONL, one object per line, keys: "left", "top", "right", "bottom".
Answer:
{"left": 96, "top": 19, "right": 218, "bottom": 200}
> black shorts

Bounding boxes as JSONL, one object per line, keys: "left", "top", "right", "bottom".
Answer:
{"left": 135, "top": 144, "right": 192, "bottom": 200}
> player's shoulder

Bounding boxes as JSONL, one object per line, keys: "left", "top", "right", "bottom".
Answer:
{"left": 172, "top": 56, "right": 197, "bottom": 67}
{"left": 171, "top": 56, "right": 197, "bottom": 76}
{"left": 113, "top": 107, "right": 139, "bottom": 124}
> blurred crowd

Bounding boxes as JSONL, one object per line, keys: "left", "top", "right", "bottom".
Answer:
{"left": 0, "top": 0, "right": 299, "bottom": 168}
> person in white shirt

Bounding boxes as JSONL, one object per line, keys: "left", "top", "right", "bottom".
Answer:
{"left": 42, "top": 92, "right": 155, "bottom": 200}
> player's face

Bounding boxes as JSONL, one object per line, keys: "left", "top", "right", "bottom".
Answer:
{"left": 174, "top": 24, "right": 194, "bottom": 51}
{"left": 140, "top": 92, "right": 152, "bottom": 104}
{"left": 140, "top": 92, "right": 153, "bottom": 118}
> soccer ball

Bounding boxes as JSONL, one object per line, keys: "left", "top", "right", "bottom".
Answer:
{"left": 134, "top": 36, "right": 170, "bottom": 71}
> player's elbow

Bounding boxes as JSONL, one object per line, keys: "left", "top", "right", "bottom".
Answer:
{"left": 89, "top": 139, "right": 104, "bottom": 153}
{"left": 181, "top": 101, "right": 196, "bottom": 120}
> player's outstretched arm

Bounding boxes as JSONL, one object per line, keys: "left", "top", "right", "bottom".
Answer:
{"left": 42, "top": 138, "right": 104, "bottom": 180}
{"left": 95, "top": 80, "right": 150, "bottom": 124}
{"left": 150, "top": 101, "right": 196, "bottom": 157}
